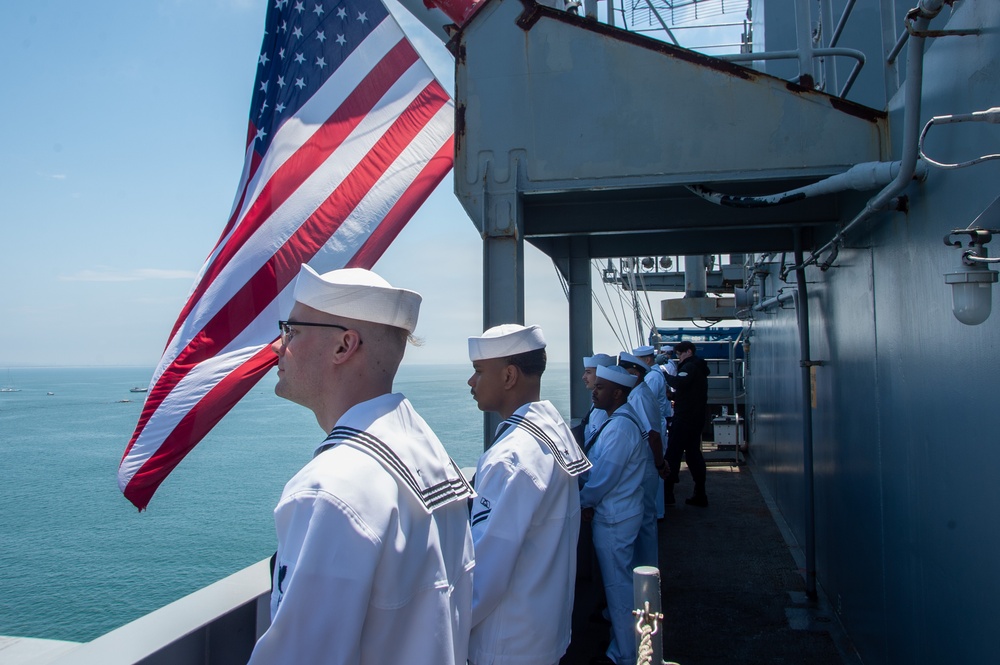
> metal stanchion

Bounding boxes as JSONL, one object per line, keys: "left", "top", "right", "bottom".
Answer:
{"left": 633, "top": 566, "right": 664, "bottom": 665}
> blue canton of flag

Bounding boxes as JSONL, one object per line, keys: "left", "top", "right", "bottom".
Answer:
{"left": 252, "top": 0, "right": 391, "bottom": 155}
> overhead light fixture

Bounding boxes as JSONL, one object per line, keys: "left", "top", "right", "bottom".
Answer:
{"left": 944, "top": 227, "right": 999, "bottom": 325}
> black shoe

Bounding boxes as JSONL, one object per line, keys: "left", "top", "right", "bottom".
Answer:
{"left": 685, "top": 494, "right": 709, "bottom": 507}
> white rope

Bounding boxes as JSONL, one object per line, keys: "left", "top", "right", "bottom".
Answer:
{"left": 633, "top": 601, "right": 664, "bottom": 665}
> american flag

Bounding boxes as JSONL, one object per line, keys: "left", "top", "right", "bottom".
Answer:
{"left": 118, "top": 0, "right": 454, "bottom": 510}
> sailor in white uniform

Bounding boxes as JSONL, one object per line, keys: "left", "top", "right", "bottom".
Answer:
{"left": 633, "top": 345, "right": 672, "bottom": 429}
{"left": 579, "top": 353, "right": 616, "bottom": 447}
{"left": 618, "top": 352, "right": 665, "bottom": 569}
{"left": 580, "top": 365, "right": 647, "bottom": 665}
{"left": 634, "top": 345, "right": 673, "bottom": 516}
{"left": 466, "top": 324, "right": 591, "bottom": 665}
{"left": 659, "top": 345, "right": 679, "bottom": 386}
{"left": 249, "top": 265, "right": 475, "bottom": 665}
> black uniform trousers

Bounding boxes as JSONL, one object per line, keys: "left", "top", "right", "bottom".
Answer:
{"left": 666, "top": 418, "right": 707, "bottom": 495}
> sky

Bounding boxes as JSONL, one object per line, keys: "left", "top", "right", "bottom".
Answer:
{"left": 0, "top": 1, "right": 741, "bottom": 370}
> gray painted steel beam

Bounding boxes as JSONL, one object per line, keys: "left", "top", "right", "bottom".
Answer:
{"left": 528, "top": 227, "right": 817, "bottom": 258}
{"left": 567, "top": 236, "right": 593, "bottom": 422}
{"left": 481, "top": 188, "right": 525, "bottom": 448}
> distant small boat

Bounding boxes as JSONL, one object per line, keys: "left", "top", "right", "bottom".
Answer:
{"left": 1, "top": 370, "right": 18, "bottom": 392}
{"left": 47, "top": 392, "right": 55, "bottom": 396}
{"left": 129, "top": 386, "right": 148, "bottom": 393}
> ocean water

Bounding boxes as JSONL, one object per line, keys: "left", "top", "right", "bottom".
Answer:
{"left": 0, "top": 364, "right": 571, "bottom": 642}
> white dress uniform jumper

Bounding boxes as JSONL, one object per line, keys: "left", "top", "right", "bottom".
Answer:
{"left": 469, "top": 400, "right": 591, "bottom": 665}
{"left": 580, "top": 401, "right": 647, "bottom": 665}
{"left": 248, "top": 393, "right": 475, "bottom": 665}
{"left": 643, "top": 368, "right": 672, "bottom": 518}
{"left": 626, "top": 380, "right": 661, "bottom": 569}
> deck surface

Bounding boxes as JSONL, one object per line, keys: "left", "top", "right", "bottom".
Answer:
{"left": 561, "top": 458, "right": 860, "bottom": 665}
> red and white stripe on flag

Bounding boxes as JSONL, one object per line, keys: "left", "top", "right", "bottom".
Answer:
{"left": 118, "top": 2, "right": 454, "bottom": 510}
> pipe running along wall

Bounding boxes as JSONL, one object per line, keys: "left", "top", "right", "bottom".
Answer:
{"left": 750, "top": 240, "right": 818, "bottom": 599}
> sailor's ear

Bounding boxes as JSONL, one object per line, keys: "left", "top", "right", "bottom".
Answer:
{"left": 329, "top": 329, "right": 363, "bottom": 365}
{"left": 502, "top": 363, "right": 520, "bottom": 390}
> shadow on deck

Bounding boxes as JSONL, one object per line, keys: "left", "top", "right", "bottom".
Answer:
{"left": 561, "top": 459, "right": 861, "bottom": 665}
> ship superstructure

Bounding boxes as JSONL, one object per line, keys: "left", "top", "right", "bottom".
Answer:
{"left": 452, "top": 0, "right": 1000, "bottom": 662}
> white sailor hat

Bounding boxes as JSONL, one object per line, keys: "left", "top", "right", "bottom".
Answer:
{"left": 596, "top": 364, "right": 638, "bottom": 388}
{"left": 661, "top": 345, "right": 674, "bottom": 353}
{"left": 468, "top": 324, "right": 546, "bottom": 361}
{"left": 618, "top": 352, "right": 647, "bottom": 371}
{"left": 583, "top": 353, "right": 616, "bottom": 368}
{"left": 293, "top": 264, "right": 422, "bottom": 333}
{"left": 632, "top": 345, "right": 656, "bottom": 357}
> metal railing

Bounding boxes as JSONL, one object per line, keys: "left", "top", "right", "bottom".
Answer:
{"left": 611, "top": 0, "right": 870, "bottom": 99}
{"left": 49, "top": 559, "right": 271, "bottom": 665}
{"left": 715, "top": 47, "right": 865, "bottom": 98}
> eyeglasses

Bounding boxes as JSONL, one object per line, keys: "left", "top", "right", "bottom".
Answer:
{"left": 278, "top": 320, "right": 359, "bottom": 346}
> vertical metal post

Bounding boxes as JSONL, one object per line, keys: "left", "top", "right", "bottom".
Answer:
{"left": 730, "top": 326, "right": 746, "bottom": 464}
{"left": 793, "top": 229, "right": 817, "bottom": 599}
{"left": 632, "top": 566, "right": 664, "bottom": 665}
{"left": 482, "top": 188, "right": 525, "bottom": 449}
{"left": 684, "top": 255, "right": 707, "bottom": 297}
{"left": 793, "top": 0, "right": 815, "bottom": 87}
{"left": 820, "top": 0, "right": 838, "bottom": 92}
{"left": 568, "top": 237, "right": 594, "bottom": 422}
{"left": 629, "top": 262, "right": 643, "bottom": 345}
